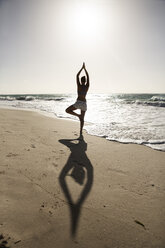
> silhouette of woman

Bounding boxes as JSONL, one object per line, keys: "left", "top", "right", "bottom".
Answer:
{"left": 66, "top": 63, "right": 90, "bottom": 135}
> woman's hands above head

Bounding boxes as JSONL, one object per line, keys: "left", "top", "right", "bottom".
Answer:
{"left": 76, "top": 62, "right": 89, "bottom": 87}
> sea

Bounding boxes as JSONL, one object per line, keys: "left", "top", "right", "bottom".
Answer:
{"left": 0, "top": 93, "right": 165, "bottom": 151}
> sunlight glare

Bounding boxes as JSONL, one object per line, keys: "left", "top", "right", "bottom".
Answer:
{"left": 67, "top": 1, "right": 106, "bottom": 42}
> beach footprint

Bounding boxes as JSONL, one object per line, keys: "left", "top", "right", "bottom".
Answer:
{"left": 0, "top": 234, "right": 10, "bottom": 248}
{"left": 6, "top": 153, "right": 19, "bottom": 157}
{"left": 4, "top": 131, "right": 12, "bottom": 133}
{"left": 52, "top": 162, "right": 58, "bottom": 167}
{"left": 59, "top": 150, "right": 65, "bottom": 154}
{"left": 30, "top": 144, "right": 36, "bottom": 148}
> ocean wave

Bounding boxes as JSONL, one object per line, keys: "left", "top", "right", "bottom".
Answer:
{"left": 104, "top": 137, "right": 165, "bottom": 151}
{"left": 135, "top": 100, "right": 165, "bottom": 108}
{"left": 105, "top": 137, "right": 165, "bottom": 146}
{"left": 43, "top": 97, "right": 64, "bottom": 101}
{"left": 16, "top": 96, "right": 35, "bottom": 101}
{"left": 142, "top": 140, "right": 165, "bottom": 145}
{"left": 151, "top": 95, "right": 165, "bottom": 102}
{"left": 0, "top": 95, "right": 65, "bottom": 102}
{"left": 87, "top": 133, "right": 165, "bottom": 151}
{"left": 0, "top": 96, "right": 15, "bottom": 101}
{"left": 122, "top": 99, "right": 165, "bottom": 107}
{"left": 0, "top": 95, "right": 35, "bottom": 101}
{"left": 118, "top": 94, "right": 165, "bottom": 108}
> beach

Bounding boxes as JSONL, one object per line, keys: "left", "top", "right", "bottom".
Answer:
{"left": 0, "top": 108, "right": 165, "bottom": 248}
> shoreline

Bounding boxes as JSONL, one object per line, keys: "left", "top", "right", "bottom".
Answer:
{"left": 0, "top": 108, "right": 165, "bottom": 247}
{"left": 0, "top": 106, "right": 164, "bottom": 152}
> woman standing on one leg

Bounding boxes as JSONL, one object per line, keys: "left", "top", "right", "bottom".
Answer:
{"left": 66, "top": 63, "right": 90, "bottom": 135}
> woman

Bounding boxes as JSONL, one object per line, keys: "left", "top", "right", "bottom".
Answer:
{"left": 66, "top": 63, "right": 90, "bottom": 135}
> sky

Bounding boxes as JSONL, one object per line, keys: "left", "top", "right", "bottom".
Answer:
{"left": 0, "top": 0, "right": 165, "bottom": 94}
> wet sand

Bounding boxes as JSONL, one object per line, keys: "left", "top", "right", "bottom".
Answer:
{"left": 0, "top": 108, "right": 165, "bottom": 248}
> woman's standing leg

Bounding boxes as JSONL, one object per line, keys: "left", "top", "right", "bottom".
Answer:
{"left": 79, "top": 110, "right": 85, "bottom": 135}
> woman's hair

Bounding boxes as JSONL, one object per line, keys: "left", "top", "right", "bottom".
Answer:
{"left": 81, "top": 76, "right": 86, "bottom": 83}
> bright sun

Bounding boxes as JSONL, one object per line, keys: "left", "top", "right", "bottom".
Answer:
{"left": 66, "top": 1, "right": 106, "bottom": 42}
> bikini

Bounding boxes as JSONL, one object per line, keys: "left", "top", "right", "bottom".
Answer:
{"left": 73, "top": 100, "right": 87, "bottom": 111}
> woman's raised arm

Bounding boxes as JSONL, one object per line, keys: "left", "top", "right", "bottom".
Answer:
{"left": 76, "top": 64, "right": 84, "bottom": 86}
{"left": 83, "top": 63, "right": 90, "bottom": 87}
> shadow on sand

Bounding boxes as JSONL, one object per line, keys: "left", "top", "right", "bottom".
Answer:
{"left": 59, "top": 135, "right": 93, "bottom": 237}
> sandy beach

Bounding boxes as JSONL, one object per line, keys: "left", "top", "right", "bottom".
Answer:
{"left": 0, "top": 108, "right": 165, "bottom": 248}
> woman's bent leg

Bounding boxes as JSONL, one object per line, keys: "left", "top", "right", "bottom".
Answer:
{"left": 65, "top": 105, "right": 80, "bottom": 118}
